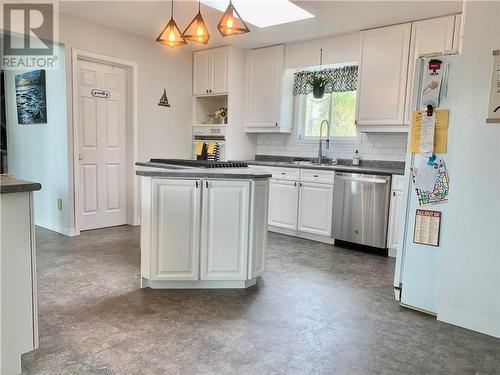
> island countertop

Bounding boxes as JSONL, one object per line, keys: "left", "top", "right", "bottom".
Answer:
{"left": 135, "top": 162, "right": 272, "bottom": 179}
{"left": 0, "top": 175, "right": 42, "bottom": 194}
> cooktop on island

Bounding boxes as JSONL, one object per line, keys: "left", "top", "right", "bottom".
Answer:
{"left": 149, "top": 159, "right": 249, "bottom": 168}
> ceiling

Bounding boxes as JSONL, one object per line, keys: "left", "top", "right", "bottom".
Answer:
{"left": 59, "top": 1, "right": 463, "bottom": 50}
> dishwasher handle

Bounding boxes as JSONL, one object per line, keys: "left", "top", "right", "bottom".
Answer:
{"left": 335, "top": 172, "right": 390, "bottom": 184}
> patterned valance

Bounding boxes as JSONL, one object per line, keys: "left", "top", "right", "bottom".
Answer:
{"left": 293, "top": 65, "right": 358, "bottom": 95}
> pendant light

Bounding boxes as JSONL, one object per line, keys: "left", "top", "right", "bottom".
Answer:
{"left": 217, "top": 0, "right": 250, "bottom": 37}
{"left": 156, "top": 0, "right": 187, "bottom": 48}
{"left": 182, "top": 0, "right": 210, "bottom": 45}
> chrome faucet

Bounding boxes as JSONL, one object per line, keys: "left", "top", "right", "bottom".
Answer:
{"left": 318, "top": 119, "right": 330, "bottom": 164}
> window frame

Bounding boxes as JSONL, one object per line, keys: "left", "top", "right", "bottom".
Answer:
{"left": 295, "top": 92, "right": 361, "bottom": 145}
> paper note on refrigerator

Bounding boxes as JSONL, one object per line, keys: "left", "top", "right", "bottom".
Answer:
{"left": 410, "top": 110, "right": 449, "bottom": 153}
{"left": 420, "top": 113, "right": 436, "bottom": 154}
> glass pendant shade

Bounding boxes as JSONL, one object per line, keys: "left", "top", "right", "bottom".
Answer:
{"left": 156, "top": 0, "right": 187, "bottom": 48}
{"left": 217, "top": 1, "right": 250, "bottom": 37}
{"left": 183, "top": 11, "right": 210, "bottom": 45}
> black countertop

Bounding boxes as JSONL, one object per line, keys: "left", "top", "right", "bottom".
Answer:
{"left": 135, "top": 162, "right": 272, "bottom": 179}
{"left": 245, "top": 156, "right": 405, "bottom": 176}
{"left": 0, "top": 175, "right": 42, "bottom": 194}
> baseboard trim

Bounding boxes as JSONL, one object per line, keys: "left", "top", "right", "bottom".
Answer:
{"left": 35, "top": 220, "right": 77, "bottom": 237}
{"left": 267, "top": 226, "right": 335, "bottom": 245}
{"left": 141, "top": 277, "right": 257, "bottom": 289}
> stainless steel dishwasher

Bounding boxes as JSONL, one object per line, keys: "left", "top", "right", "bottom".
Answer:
{"left": 333, "top": 172, "right": 391, "bottom": 249}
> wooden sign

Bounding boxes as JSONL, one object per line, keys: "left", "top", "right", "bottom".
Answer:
{"left": 91, "top": 89, "right": 110, "bottom": 99}
{"left": 413, "top": 209, "right": 442, "bottom": 247}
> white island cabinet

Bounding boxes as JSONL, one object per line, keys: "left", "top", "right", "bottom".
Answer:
{"left": 1, "top": 176, "right": 41, "bottom": 375}
{"left": 138, "top": 165, "right": 270, "bottom": 289}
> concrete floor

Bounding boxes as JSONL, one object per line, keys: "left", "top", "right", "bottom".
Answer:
{"left": 23, "top": 226, "right": 499, "bottom": 375}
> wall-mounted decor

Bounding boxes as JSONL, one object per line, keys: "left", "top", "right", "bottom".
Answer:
{"left": 487, "top": 50, "right": 500, "bottom": 124}
{"left": 15, "top": 70, "right": 47, "bottom": 125}
{"left": 91, "top": 89, "right": 110, "bottom": 99}
{"left": 158, "top": 89, "right": 171, "bottom": 107}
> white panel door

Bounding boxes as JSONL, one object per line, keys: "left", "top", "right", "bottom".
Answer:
{"left": 404, "top": 15, "right": 456, "bottom": 124}
{"left": 193, "top": 50, "right": 212, "bottom": 95}
{"left": 387, "top": 189, "right": 404, "bottom": 250}
{"left": 77, "top": 59, "right": 127, "bottom": 230}
{"left": 298, "top": 182, "right": 334, "bottom": 236}
{"left": 211, "top": 47, "right": 229, "bottom": 94}
{"left": 151, "top": 179, "right": 201, "bottom": 281}
{"left": 268, "top": 179, "right": 298, "bottom": 230}
{"left": 200, "top": 180, "right": 249, "bottom": 280}
{"left": 246, "top": 45, "right": 284, "bottom": 128}
{"left": 357, "top": 23, "right": 412, "bottom": 127}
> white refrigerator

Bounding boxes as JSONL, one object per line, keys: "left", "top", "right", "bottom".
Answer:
{"left": 394, "top": 54, "right": 460, "bottom": 314}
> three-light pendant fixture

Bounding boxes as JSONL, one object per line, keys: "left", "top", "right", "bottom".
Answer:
{"left": 156, "top": 0, "right": 250, "bottom": 48}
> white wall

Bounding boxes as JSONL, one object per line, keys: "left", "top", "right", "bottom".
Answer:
{"left": 256, "top": 32, "right": 408, "bottom": 161}
{"left": 5, "top": 43, "right": 71, "bottom": 234}
{"left": 58, "top": 14, "right": 193, "bottom": 232}
{"left": 437, "top": 1, "right": 500, "bottom": 338}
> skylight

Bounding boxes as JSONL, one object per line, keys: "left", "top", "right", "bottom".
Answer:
{"left": 202, "top": 0, "right": 315, "bottom": 28}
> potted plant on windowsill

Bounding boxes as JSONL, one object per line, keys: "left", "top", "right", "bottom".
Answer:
{"left": 310, "top": 74, "right": 329, "bottom": 99}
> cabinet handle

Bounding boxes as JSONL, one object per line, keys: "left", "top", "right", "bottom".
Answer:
{"left": 299, "top": 182, "right": 302, "bottom": 187}
{"left": 206, "top": 181, "right": 209, "bottom": 188}
{"left": 393, "top": 191, "right": 396, "bottom": 197}
{"left": 281, "top": 172, "right": 286, "bottom": 175}
{"left": 275, "top": 122, "right": 278, "bottom": 126}
{"left": 313, "top": 175, "right": 319, "bottom": 177}
{"left": 294, "top": 182, "right": 297, "bottom": 187}
{"left": 196, "top": 181, "right": 199, "bottom": 188}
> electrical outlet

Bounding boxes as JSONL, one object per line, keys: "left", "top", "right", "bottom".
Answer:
{"left": 57, "top": 198, "right": 63, "bottom": 211}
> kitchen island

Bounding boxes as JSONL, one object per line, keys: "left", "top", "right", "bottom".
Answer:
{"left": 136, "top": 160, "right": 271, "bottom": 289}
{"left": 1, "top": 175, "right": 41, "bottom": 375}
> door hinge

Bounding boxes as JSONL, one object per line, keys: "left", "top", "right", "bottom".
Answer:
{"left": 205, "top": 181, "right": 209, "bottom": 188}
{"left": 196, "top": 181, "right": 199, "bottom": 188}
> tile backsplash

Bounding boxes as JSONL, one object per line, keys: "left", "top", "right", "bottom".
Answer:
{"left": 256, "top": 133, "right": 408, "bottom": 162}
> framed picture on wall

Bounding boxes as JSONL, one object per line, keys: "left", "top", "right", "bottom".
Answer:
{"left": 15, "top": 70, "right": 47, "bottom": 125}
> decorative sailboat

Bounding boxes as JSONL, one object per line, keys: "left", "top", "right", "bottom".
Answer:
{"left": 158, "top": 89, "right": 171, "bottom": 107}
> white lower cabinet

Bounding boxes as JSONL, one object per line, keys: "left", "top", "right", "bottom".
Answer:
{"left": 267, "top": 168, "right": 335, "bottom": 240}
{"left": 151, "top": 179, "right": 201, "bottom": 280}
{"left": 200, "top": 180, "right": 249, "bottom": 281}
{"left": 268, "top": 179, "right": 299, "bottom": 230}
{"left": 143, "top": 177, "right": 268, "bottom": 288}
{"left": 297, "top": 182, "right": 334, "bottom": 236}
{"left": 387, "top": 174, "right": 405, "bottom": 256}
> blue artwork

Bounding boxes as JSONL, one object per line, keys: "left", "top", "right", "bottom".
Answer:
{"left": 15, "top": 70, "right": 47, "bottom": 125}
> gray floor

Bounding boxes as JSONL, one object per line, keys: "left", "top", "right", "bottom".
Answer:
{"left": 23, "top": 226, "right": 499, "bottom": 375}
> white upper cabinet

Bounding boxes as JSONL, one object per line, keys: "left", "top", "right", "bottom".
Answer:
{"left": 245, "top": 45, "right": 293, "bottom": 133}
{"left": 200, "top": 180, "right": 249, "bottom": 281}
{"left": 404, "top": 15, "right": 456, "bottom": 124}
{"left": 356, "top": 23, "right": 412, "bottom": 131}
{"left": 193, "top": 47, "right": 228, "bottom": 95}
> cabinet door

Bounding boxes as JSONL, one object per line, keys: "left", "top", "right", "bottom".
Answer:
{"left": 357, "top": 23, "right": 411, "bottom": 128}
{"left": 387, "top": 189, "right": 404, "bottom": 249}
{"left": 211, "top": 47, "right": 229, "bottom": 94}
{"left": 404, "top": 15, "right": 455, "bottom": 124}
{"left": 298, "top": 182, "right": 334, "bottom": 236}
{"left": 268, "top": 179, "right": 298, "bottom": 230}
{"left": 200, "top": 180, "right": 249, "bottom": 280}
{"left": 246, "top": 45, "right": 284, "bottom": 128}
{"left": 151, "top": 179, "right": 201, "bottom": 280}
{"left": 193, "top": 50, "right": 212, "bottom": 95}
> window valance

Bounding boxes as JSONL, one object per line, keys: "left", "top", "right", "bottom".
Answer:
{"left": 293, "top": 65, "right": 358, "bottom": 95}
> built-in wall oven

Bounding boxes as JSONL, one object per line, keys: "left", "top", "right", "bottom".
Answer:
{"left": 192, "top": 125, "right": 226, "bottom": 161}
{"left": 332, "top": 172, "right": 391, "bottom": 249}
